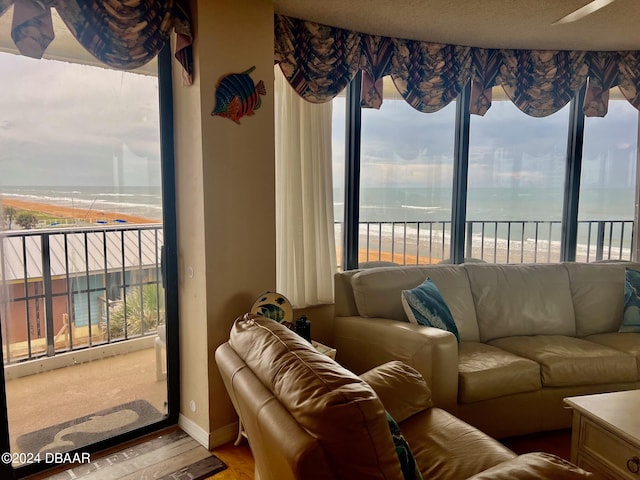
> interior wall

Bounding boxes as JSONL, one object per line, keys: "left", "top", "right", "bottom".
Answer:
{"left": 172, "top": 0, "right": 276, "bottom": 447}
{"left": 293, "top": 304, "right": 335, "bottom": 346}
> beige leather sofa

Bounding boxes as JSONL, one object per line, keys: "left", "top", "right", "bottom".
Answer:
{"left": 334, "top": 262, "right": 640, "bottom": 438}
{"left": 216, "top": 315, "right": 593, "bottom": 479}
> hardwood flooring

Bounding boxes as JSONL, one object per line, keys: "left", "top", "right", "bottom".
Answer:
{"left": 501, "top": 428, "right": 572, "bottom": 462}
{"left": 25, "top": 427, "right": 254, "bottom": 480}
{"left": 210, "top": 442, "right": 254, "bottom": 480}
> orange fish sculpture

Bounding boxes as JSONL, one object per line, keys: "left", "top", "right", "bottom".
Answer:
{"left": 211, "top": 66, "right": 266, "bottom": 124}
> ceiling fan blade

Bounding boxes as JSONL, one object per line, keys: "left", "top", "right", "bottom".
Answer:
{"left": 552, "top": 0, "right": 616, "bottom": 25}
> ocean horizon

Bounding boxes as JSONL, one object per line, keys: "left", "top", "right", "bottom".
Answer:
{"left": 1, "top": 185, "right": 633, "bottom": 261}
{"left": 0, "top": 186, "right": 163, "bottom": 222}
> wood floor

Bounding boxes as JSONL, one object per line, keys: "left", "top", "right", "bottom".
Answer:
{"left": 25, "top": 427, "right": 254, "bottom": 480}
{"left": 501, "top": 428, "right": 572, "bottom": 461}
{"left": 211, "top": 442, "right": 254, "bottom": 480}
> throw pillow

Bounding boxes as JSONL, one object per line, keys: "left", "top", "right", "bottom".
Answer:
{"left": 621, "top": 268, "right": 640, "bottom": 332}
{"left": 386, "top": 411, "right": 423, "bottom": 480}
{"left": 401, "top": 277, "right": 460, "bottom": 342}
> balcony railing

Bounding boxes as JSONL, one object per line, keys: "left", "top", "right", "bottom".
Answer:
{"left": 0, "top": 225, "right": 164, "bottom": 365}
{"left": 336, "top": 219, "right": 634, "bottom": 268}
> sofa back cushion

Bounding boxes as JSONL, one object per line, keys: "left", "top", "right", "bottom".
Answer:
{"left": 465, "top": 264, "right": 576, "bottom": 342}
{"left": 351, "top": 265, "right": 480, "bottom": 341}
{"left": 564, "top": 262, "right": 632, "bottom": 336}
{"left": 229, "top": 314, "right": 404, "bottom": 479}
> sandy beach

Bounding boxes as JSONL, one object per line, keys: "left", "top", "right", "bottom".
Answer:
{"left": 1, "top": 198, "right": 157, "bottom": 225}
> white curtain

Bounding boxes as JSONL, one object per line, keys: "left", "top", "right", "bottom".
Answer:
{"left": 274, "top": 66, "right": 337, "bottom": 307}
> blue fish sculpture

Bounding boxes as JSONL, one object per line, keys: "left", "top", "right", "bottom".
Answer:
{"left": 211, "top": 66, "right": 266, "bottom": 124}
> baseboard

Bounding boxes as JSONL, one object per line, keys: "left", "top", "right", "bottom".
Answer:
{"left": 178, "top": 413, "right": 210, "bottom": 448}
{"left": 178, "top": 414, "right": 238, "bottom": 449}
{"left": 209, "top": 421, "right": 239, "bottom": 449}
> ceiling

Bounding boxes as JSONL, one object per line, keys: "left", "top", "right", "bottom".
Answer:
{"left": 273, "top": 0, "right": 640, "bottom": 51}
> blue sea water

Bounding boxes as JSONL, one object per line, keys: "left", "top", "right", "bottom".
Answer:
{"left": 334, "top": 187, "right": 635, "bottom": 223}
{"left": 334, "top": 186, "right": 635, "bottom": 259}
{"left": 1, "top": 185, "right": 633, "bottom": 256}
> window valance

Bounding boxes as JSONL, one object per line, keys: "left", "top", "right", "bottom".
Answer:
{"left": 274, "top": 14, "right": 640, "bottom": 117}
{"left": 0, "top": 0, "right": 193, "bottom": 84}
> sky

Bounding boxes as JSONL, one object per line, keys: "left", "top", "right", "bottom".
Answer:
{"left": 2, "top": 35, "right": 636, "bottom": 195}
{"left": 331, "top": 86, "right": 639, "bottom": 192}
{"left": 0, "top": 51, "right": 161, "bottom": 187}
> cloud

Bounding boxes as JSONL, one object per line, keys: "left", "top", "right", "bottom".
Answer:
{"left": 0, "top": 52, "right": 160, "bottom": 187}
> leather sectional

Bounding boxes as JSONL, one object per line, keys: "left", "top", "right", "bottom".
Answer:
{"left": 334, "top": 261, "right": 640, "bottom": 438}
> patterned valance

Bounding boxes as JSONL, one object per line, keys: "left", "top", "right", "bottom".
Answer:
{"left": 0, "top": 0, "right": 193, "bottom": 85}
{"left": 274, "top": 14, "right": 640, "bottom": 117}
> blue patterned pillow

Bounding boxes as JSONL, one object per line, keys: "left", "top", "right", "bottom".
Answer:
{"left": 386, "top": 411, "right": 423, "bottom": 480}
{"left": 621, "top": 268, "right": 640, "bottom": 332}
{"left": 401, "top": 277, "right": 460, "bottom": 342}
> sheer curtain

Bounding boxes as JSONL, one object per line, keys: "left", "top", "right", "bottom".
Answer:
{"left": 274, "top": 66, "right": 336, "bottom": 307}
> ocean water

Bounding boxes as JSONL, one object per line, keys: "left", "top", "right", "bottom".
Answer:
{"left": 334, "top": 186, "right": 636, "bottom": 260}
{"left": 334, "top": 187, "right": 635, "bottom": 223}
{"left": 0, "top": 186, "right": 163, "bottom": 222}
{"left": 1, "top": 185, "right": 633, "bottom": 259}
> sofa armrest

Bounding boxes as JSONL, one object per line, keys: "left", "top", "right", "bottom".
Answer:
{"left": 360, "top": 360, "right": 432, "bottom": 422}
{"left": 334, "top": 316, "right": 458, "bottom": 409}
{"left": 466, "top": 452, "right": 594, "bottom": 479}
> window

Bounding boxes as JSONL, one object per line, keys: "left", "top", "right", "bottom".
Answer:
{"left": 578, "top": 90, "right": 638, "bottom": 261}
{"left": 467, "top": 88, "right": 570, "bottom": 263}
{"left": 334, "top": 80, "right": 639, "bottom": 269}
{"left": 359, "top": 94, "right": 456, "bottom": 265}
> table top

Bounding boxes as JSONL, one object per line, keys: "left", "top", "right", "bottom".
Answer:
{"left": 564, "top": 390, "right": 640, "bottom": 445}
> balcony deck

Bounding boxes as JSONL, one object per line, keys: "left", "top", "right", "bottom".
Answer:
{"left": 5, "top": 346, "right": 166, "bottom": 455}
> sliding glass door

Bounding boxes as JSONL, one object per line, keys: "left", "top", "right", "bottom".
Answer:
{"left": 0, "top": 12, "right": 178, "bottom": 478}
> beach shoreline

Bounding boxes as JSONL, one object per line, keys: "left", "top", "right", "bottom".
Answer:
{"left": 1, "top": 198, "right": 157, "bottom": 225}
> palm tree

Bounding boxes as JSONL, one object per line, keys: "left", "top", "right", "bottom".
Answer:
{"left": 16, "top": 212, "right": 37, "bottom": 229}
{"left": 108, "top": 284, "right": 165, "bottom": 339}
{"left": 3, "top": 207, "right": 16, "bottom": 229}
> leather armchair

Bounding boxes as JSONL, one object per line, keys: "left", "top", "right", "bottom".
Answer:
{"left": 215, "top": 314, "right": 594, "bottom": 479}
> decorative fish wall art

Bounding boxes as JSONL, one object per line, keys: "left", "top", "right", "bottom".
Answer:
{"left": 211, "top": 66, "right": 266, "bottom": 125}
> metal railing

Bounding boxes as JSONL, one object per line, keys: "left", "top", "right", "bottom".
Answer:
{"left": 0, "top": 224, "right": 164, "bottom": 364}
{"left": 336, "top": 219, "right": 634, "bottom": 268}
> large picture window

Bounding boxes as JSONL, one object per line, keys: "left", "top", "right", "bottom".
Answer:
{"left": 467, "top": 88, "right": 570, "bottom": 263}
{"left": 334, "top": 81, "right": 639, "bottom": 269}
{"left": 578, "top": 89, "right": 638, "bottom": 262}
{"left": 358, "top": 93, "right": 456, "bottom": 265}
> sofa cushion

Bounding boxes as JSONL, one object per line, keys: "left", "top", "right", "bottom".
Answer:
{"left": 229, "top": 314, "right": 404, "bottom": 479}
{"left": 622, "top": 267, "right": 640, "bottom": 333}
{"left": 489, "top": 335, "right": 638, "bottom": 387}
{"left": 387, "top": 412, "right": 423, "bottom": 480}
{"left": 465, "top": 264, "right": 576, "bottom": 342}
{"left": 351, "top": 265, "right": 480, "bottom": 341}
{"left": 585, "top": 332, "right": 640, "bottom": 380}
{"left": 467, "top": 452, "right": 595, "bottom": 479}
{"left": 401, "top": 277, "right": 460, "bottom": 341}
{"left": 360, "top": 361, "right": 433, "bottom": 422}
{"left": 458, "top": 342, "right": 541, "bottom": 403}
{"left": 564, "top": 262, "right": 628, "bottom": 336}
{"left": 400, "top": 408, "right": 516, "bottom": 480}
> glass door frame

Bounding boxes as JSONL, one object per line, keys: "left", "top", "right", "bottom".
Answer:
{"left": 0, "top": 43, "right": 180, "bottom": 479}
